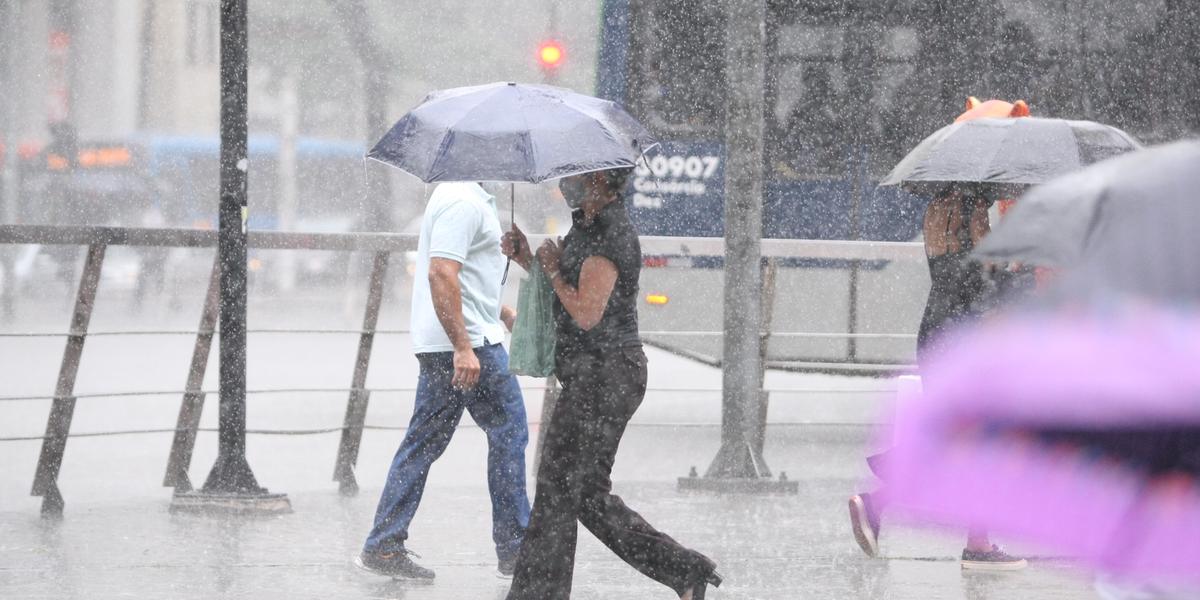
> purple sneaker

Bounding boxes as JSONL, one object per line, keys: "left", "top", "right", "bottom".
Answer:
{"left": 849, "top": 493, "right": 882, "bottom": 557}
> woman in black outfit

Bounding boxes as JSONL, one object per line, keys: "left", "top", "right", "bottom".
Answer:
{"left": 502, "top": 168, "right": 721, "bottom": 599}
{"left": 848, "top": 187, "right": 1027, "bottom": 570}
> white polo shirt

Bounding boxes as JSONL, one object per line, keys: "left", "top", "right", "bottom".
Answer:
{"left": 410, "top": 182, "right": 508, "bottom": 353}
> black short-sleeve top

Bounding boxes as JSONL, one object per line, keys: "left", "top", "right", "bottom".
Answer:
{"left": 553, "top": 200, "right": 642, "bottom": 358}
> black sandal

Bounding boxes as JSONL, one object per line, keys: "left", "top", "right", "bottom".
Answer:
{"left": 682, "top": 568, "right": 722, "bottom": 600}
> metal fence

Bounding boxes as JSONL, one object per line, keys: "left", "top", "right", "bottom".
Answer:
{"left": 0, "top": 224, "right": 917, "bottom": 514}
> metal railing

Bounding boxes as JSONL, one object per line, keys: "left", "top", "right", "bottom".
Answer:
{"left": 0, "top": 224, "right": 915, "bottom": 513}
{"left": 0, "top": 225, "right": 415, "bottom": 512}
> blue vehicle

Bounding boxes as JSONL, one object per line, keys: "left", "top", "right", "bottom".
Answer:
{"left": 596, "top": 0, "right": 1184, "bottom": 244}
{"left": 140, "top": 134, "right": 367, "bottom": 231}
{"left": 594, "top": 0, "right": 1189, "bottom": 370}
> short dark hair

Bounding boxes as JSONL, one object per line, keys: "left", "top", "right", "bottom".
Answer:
{"left": 602, "top": 168, "right": 633, "bottom": 194}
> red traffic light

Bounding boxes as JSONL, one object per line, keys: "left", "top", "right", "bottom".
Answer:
{"left": 537, "top": 40, "right": 564, "bottom": 69}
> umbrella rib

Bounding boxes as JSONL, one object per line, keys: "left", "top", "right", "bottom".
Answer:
{"left": 426, "top": 127, "right": 457, "bottom": 183}
{"left": 517, "top": 88, "right": 538, "bottom": 182}
{"left": 976, "top": 120, "right": 1019, "bottom": 184}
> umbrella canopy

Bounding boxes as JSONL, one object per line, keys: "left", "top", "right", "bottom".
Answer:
{"left": 975, "top": 141, "right": 1200, "bottom": 304}
{"left": 884, "top": 311, "right": 1200, "bottom": 583}
{"left": 368, "top": 82, "right": 655, "bottom": 183}
{"left": 880, "top": 117, "right": 1140, "bottom": 199}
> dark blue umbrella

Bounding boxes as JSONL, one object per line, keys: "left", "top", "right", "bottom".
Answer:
{"left": 368, "top": 82, "right": 655, "bottom": 183}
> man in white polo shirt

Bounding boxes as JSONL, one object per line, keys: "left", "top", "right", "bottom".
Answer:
{"left": 358, "top": 182, "right": 530, "bottom": 580}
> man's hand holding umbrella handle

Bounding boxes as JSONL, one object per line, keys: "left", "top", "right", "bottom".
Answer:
{"left": 502, "top": 225, "right": 533, "bottom": 271}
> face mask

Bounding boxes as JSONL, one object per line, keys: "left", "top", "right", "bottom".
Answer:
{"left": 559, "top": 176, "right": 588, "bottom": 210}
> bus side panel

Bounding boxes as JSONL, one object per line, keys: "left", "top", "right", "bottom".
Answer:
{"left": 764, "top": 179, "right": 924, "bottom": 242}
{"left": 627, "top": 140, "right": 726, "bottom": 237}
{"left": 860, "top": 185, "right": 925, "bottom": 242}
{"left": 764, "top": 180, "right": 854, "bottom": 240}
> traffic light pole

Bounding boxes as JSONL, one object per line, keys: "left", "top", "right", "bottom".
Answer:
{"left": 171, "top": 0, "right": 289, "bottom": 515}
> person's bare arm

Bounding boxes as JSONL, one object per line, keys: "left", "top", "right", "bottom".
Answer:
{"left": 537, "top": 239, "right": 618, "bottom": 331}
{"left": 923, "top": 195, "right": 962, "bottom": 257}
{"left": 500, "top": 305, "right": 517, "bottom": 332}
{"left": 428, "top": 257, "right": 480, "bottom": 389}
{"left": 553, "top": 257, "right": 618, "bottom": 330}
{"left": 969, "top": 198, "right": 991, "bottom": 246}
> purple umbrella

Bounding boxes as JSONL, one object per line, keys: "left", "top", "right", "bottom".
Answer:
{"left": 884, "top": 311, "right": 1200, "bottom": 583}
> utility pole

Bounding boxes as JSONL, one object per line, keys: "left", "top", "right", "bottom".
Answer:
{"left": 679, "top": 0, "right": 795, "bottom": 493}
{"left": 172, "top": 0, "right": 290, "bottom": 515}
{"left": 1, "top": 0, "right": 19, "bottom": 225}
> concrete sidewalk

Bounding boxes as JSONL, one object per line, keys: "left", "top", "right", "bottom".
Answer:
{"left": 0, "top": 426, "right": 1098, "bottom": 600}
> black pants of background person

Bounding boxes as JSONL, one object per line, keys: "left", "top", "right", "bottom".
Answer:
{"left": 506, "top": 347, "right": 713, "bottom": 600}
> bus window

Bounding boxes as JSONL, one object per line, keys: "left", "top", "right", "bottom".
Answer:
{"left": 628, "top": 0, "right": 726, "bottom": 137}
{"left": 767, "top": 18, "right": 920, "bottom": 180}
{"left": 600, "top": 0, "right": 1196, "bottom": 241}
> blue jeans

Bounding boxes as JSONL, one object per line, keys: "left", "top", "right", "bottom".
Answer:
{"left": 364, "top": 343, "right": 531, "bottom": 562}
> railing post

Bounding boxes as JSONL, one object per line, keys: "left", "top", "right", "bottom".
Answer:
{"left": 755, "top": 258, "right": 778, "bottom": 460}
{"left": 846, "top": 144, "right": 869, "bottom": 363}
{"left": 333, "top": 251, "right": 389, "bottom": 495}
{"left": 31, "top": 242, "right": 105, "bottom": 517}
{"left": 164, "top": 252, "right": 221, "bottom": 491}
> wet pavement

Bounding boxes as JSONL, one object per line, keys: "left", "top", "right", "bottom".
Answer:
{"left": 1, "top": 290, "right": 1101, "bottom": 598}
{"left": 1, "top": 424, "right": 1100, "bottom": 599}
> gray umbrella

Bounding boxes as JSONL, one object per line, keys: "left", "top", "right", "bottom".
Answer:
{"left": 368, "top": 81, "right": 655, "bottom": 183}
{"left": 880, "top": 117, "right": 1140, "bottom": 199}
{"left": 369, "top": 81, "right": 655, "bottom": 283}
{"left": 976, "top": 139, "right": 1200, "bottom": 303}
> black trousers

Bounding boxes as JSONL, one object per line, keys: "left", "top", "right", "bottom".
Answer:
{"left": 506, "top": 347, "right": 711, "bottom": 600}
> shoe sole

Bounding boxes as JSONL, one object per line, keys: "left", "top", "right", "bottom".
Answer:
{"left": 848, "top": 496, "right": 879, "bottom": 558}
{"left": 353, "top": 555, "right": 392, "bottom": 579}
{"left": 495, "top": 571, "right": 513, "bottom": 580}
{"left": 352, "top": 555, "right": 436, "bottom": 582}
{"left": 961, "top": 558, "right": 1029, "bottom": 571}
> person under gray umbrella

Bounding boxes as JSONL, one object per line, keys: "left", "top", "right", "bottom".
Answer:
{"left": 357, "top": 82, "right": 657, "bottom": 582}
{"left": 369, "top": 80, "right": 656, "bottom": 282}
{"left": 849, "top": 184, "right": 1027, "bottom": 570}
{"left": 501, "top": 168, "right": 722, "bottom": 600}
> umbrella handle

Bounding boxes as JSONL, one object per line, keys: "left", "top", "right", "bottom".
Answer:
{"left": 501, "top": 183, "right": 516, "bottom": 285}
